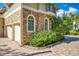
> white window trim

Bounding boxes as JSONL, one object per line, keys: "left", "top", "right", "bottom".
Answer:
{"left": 44, "top": 17, "right": 49, "bottom": 31}
{"left": 27, "top": 14, "right": 36, "bottom": 32}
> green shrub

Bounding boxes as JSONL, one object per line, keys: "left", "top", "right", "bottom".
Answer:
{"left": 69, "top": 30, "right": 79, "bottom": 35}
{"left": 29, "top": 31, "right": 64, "bottom": 47}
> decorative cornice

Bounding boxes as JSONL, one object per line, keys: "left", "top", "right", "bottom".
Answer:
{"left": 4, "top": 6, "right": 21, "bottom": 18}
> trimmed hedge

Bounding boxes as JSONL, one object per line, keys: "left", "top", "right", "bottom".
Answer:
{"left": 29, "top": 31, "right": 64, "bottom": 47}
{"left": 69, "top": 30, "right": 79, "bottom": 35}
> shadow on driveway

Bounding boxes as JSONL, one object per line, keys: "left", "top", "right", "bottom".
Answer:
{"left": 45, "top": 35, "right": 79, "bottom": 48}
{"left": 64, "top": 35, "right": 79, "bottom": 43}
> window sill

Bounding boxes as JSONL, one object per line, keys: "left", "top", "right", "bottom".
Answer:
{"left": 27, "top": 31, "right": 35, "bottom": 32}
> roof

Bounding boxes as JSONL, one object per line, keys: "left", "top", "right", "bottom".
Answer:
{"left": 6, "top": 3, "right": 14, "bottom": 8}
{"left": 0, "top": 8, "right": 5, "bottom": 14}
{"left": 46, "top": 12, "right": 55, "bottom": 16}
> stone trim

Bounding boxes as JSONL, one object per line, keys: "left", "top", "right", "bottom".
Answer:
{"left": 4, "top": 6, "right": 21, "bottom": 18}
{"left": 44, "top": 17, "right": 49, "bottom": 31}
{"left": 27, "top": 14, "right": 36, "bottom": 32}
{"left": 5, "top": 22, "right": 21, "bottom": 26}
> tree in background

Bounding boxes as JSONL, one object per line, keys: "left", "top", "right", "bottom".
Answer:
{"left": 62, "top": 15, "right": 73, "bottom": 34}
{"left": 71, "top": 14, "right": 79, "bottom": 30}
{"left": 51, "top": 4, "right": 79, "bottom": 35}
{"left": 52, "top": 13, "right": 73, "bottom": 34}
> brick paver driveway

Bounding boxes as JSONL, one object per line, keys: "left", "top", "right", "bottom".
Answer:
{"left": 0, "top": 35, "right": 79, "bottom": 56}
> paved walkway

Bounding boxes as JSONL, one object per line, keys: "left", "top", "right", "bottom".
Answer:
{"left": 0, "top": 35, "right": 79, "bottom": 56}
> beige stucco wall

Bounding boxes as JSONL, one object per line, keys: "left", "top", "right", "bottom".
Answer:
{"left": 23, "top": 3, "right": 48, "bottom": 12}
{"left": 23, "top": 3, "right": 38, "bottom": 10}
{"left": 39, "top": 4, "right": 47, "bottom": 11}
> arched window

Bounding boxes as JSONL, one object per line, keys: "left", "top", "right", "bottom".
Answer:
{"left": 27, "top": 16, "right": 35, "bottom": 32}
{"left": 44, "top": 19, "right": 49, "bottom": 31}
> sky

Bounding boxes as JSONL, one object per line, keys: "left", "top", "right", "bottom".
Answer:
{"left": 0, "top": 3, "right": 5, "bottom": 9}
{"left": 54, "top": 3, "right": 79, "bottom": 17}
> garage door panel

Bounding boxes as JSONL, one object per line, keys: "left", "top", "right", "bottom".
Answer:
{"left": 7, "top": 26, "right": 13, "bottom": 40}
{"left": 15, "top": 25, "right": 21, "bottom": 44}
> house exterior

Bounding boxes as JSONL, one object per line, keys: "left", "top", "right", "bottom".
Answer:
{"left": 0, "top": 3, "right": 59, "bottom": 45}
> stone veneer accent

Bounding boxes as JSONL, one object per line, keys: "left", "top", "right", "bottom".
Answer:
{"left": 22, "top": 8, "right": 53, "bottom": 45}
{"left": 5, "top": 9, "right": 21, "bottom": 25}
